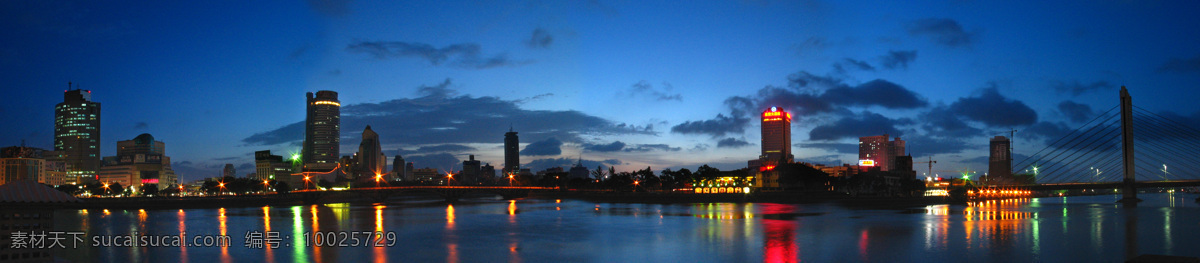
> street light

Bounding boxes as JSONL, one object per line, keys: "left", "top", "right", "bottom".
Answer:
{"left": 508, "top": 173, "right": 515, "bottom": 186}
{"left": 102, "top": 183, "right": 110, "bottom": 196}
{"left": 375, "top": 173, "right": 383, "bottom": 188}
{"left": 446, "top": 172, "right": 455, "bottom": 186}
{"left": 304, "top": 176, "right": 312, "bottom": 190}
{"left": 263, "top": 180, "right": 271, "bottom": 192}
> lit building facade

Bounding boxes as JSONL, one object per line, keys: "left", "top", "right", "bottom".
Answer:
{"left": 303, "top": 90, "right": 340, "bottom": 172}
{"left": 254, "top": 150, "right": 293, "bottom": 181}
{"left": 97, "top": 134, "right": 178, "bottom": 191}
{"left": 504, "top": 128, "right": 519, "bottom": 176}
{"left": 53, "top": 88, "right": 101, "bottom": 183}
{"left": 754, "top": 107, "right": 793, "bottom": 190}
{"left": 0, "top": 146, "right": 46, "bottom": 185}
{"left": 858, "top": 134, "right": 905, "bottom": 172}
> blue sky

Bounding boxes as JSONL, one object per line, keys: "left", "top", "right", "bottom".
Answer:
{"left": 3, "top": 0, "right": 1199, "bottom": 182}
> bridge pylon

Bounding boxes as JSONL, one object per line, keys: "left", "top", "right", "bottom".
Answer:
{"left": 1118, "top": 86, "right": 1141, "bottom": 204}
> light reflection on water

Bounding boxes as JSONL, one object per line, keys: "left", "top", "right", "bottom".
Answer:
{"left": 43, "top": 193, "right": 1200, "bottom": 262}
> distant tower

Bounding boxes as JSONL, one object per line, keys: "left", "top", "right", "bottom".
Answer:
{"left": 303, "top": 91, "right": 340, "bottom": 171}
{"left": 357, "top": 125, "right": 384, "bottom": 177}
{"left": 392, "top": 153, "right": 405, "bottom": 180}
{"left": 462, "top": 155, "right": 481, "bottom": 183}
{"left": 504, "top": 127, "right": 519, "bottom": 176}
{"left": 760, "top": 107, "right": 793, "bottom": 164}
{"left": 223, "top": 164, "right": 236, "bottom": 178}
{"left": 989, "top": 136, "right": 1012, "bottom": 183}
{"left": 54, "top": 86, "right": 102, "bottom": 183}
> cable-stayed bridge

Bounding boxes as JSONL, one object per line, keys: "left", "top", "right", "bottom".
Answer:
{"left": 1009, "top": 87, "right": 1200, "bottom": 202}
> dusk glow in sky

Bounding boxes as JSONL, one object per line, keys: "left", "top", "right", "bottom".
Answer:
{"left": 3, "top": 0, "right": 1200, "bottom": 182}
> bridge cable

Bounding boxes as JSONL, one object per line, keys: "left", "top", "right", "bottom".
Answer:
{"left": 1035, "top": 123, "right": 1121, "bottom": 183}
{"left": 1026, "top": 116, "right": 1120, "bottom": 181}
{"left": 1013, "top": 106, "right": 1118, "bottom": 170}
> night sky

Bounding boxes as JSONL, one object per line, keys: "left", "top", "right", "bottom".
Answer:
{"left": 3, "top": 0, "right": 1199, "bottom": 182}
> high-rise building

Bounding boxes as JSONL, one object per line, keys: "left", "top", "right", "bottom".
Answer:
{"left": 480, "top": 163, "right": 496, "bottom": 182}
{"left": 858, "top": 134, "right": 905, "bottom": 172}
{"left": 754, "top": 107, "right": 794, "bottom": 189}
{"left": 504, "top": 128, "right": 519, "bottom": 176}
{"left": 53, "top": 88, "right": 101, "bottom": 183}
{"left": 391, "top": 154, "right": 406, "bottom": 181}
{"left": 760, "top": 107, "right": 794, "bottom": 164}
{"left": 568, "top": 157, "right": 590, "bottom": 179}
{"left": 356, "top": 125, "right": 386, "bottom": 178}
{"left": 404, "top": 162, "right": 415, "bottom": 181}
{"left": 223, "top": 164, "right": 236, "bottom": 178}
{"left": 988, "top": 136, "right": 1012, "bottom": 183}
{"left": 461, "top": 155, "right": 481, "bottom": 184}
{"left": 97, "top": 134, "right": 178, "bottom": 191}
{"left": 1, "top": 146, "right": 46, "bottom": 185}
{"left": 254, "top": 150, "right": 293, "bottom": 181}
{"left": 303, "top": 91, "right": 340, "bottom": 172}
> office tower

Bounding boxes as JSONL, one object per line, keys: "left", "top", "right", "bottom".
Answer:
{"left": 223, "top": 164, "right": 236, "bottom": 178}
{"left": 504, "top": 128, "right": 519, "bottom": 176}
{"left": 392, "top": 154, "right": 405, "bottom": 181}
{"left": 303, "top": 90, "right": 340, "bottom": 171}
{"left": 858, "top": 134, "right": 905, "bottom": 172}
{"left": 461, "top": 155, "right": 481, "bottom": 184}
{"left": 97, "top": 134, "right": 178, "bottom": 191}
{"left": 53, "top": 88, "right": 101, "bottom": 183}
{"left": 0, "top": 146, "right": 46, "bottom": 185}
{"left": 760, "top": 106, "right": 794, "bottom": 164}
{"left": 480, "top": 163, "right": 496, "bottom": 181}
{"left": 989, "top": 136, "right": 1012, "bottom": 183}
{"left": 356, "top": 125, "right": 385, "bottom": 177}
{"left": 254, "top": 150, "right": 293, "bottom": 181}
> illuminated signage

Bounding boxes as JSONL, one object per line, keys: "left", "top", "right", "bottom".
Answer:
{"left": 313, "top": 101, "right": 341, "bottom": 106}
{"left": 762, "top": 107, "right": 792, "bottom": 122}
{"left": 759, "top": 165, "right": 776, "bottom": 171}
{"left": 141, "top": 179, "right": 159, "bottom": 184}
{"left": 859, "top": 159, "right": 875, "bottom": 166}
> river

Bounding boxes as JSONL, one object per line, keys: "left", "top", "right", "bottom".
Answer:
{"left": 43, "top": 192, "right": 1199, "bottom": 262}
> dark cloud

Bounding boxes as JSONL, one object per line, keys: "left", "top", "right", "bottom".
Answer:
{"left": 1157, "top": 55, "right": 1200, "bottom": 74}
{"left": 809, "top": 111, "right": 910, "bottom": 141}
{"left": 1023, "top": 121, "right": 1073, "bottom": 144}
{"left": 906, "top": 18, "right": 976, "bottom": 47}
{"left": 628, "top": 81, "right": 682, "bottom": 101}
{"left": 393, "top": 144, "right": 478, "bottom": 155}
{"left": 521, "top": 137, "right": 563, "bottom": 156}
{"left": 307, "top": 0, "right": 351, "bottom": 17}
{"left": 920, "top": 105, "right": 983, "bottom": 138}
{"left": 524, "top": 158, "right": 621, "bottom": 172}
{"left": 1051, "top": 80, "right": 1114, "bottom": 95}
{"left": 1057, "top": 101, "right": 1094, "bottom": 123}
{"left": 243, "top": 79, "right": 653, "bottom": 147}
{"left": 787, "top": 71, "right": 844, "bottom": 89}
{"left": 669, "top": 114, "right": 749, "bottom": 137}
{"left": 624, "top": 144, "right": 681, "bottom": 152}
{"left": 134, "top": 122, "right": 148, "bottom": 129}
{"left": 833, "top": 58, "right": 874, "bottom": 73}
{"left": 236, "top": 163, "right": 255, "bottom": 173}
{"left": 948, "top": 86, "right": 1038, "bottom": 127}
{"left": 821, "top": 79, "right": 928, "bottom": 109}
{"left": 406, "top": 153, "right": 461, "bottom": 172}
{"left": 796, "top": 142, "right": 858, "bottom": 154}
{"left": 716, "top": 138, "right": 751, "bottom": 148}
{"left": 346, "top": 41, "right": 527, "bottom": 69}
{"left": 582, "top": 141, "right": 626, "bottom": 152}
{"left": 525, "top": 28, "right": 553, "bottom": 49}
{"left": 514, "top": 93, "right": 554, "bottom": 104}
{"left": 903, "top": 136, "right": 973, "bottom": 157}
{"left": 880, "top": 50, "right": 917, "bottom": 70}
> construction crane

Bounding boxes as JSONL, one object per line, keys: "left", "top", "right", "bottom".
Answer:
{"left": 914, "top": 156, "right": 936, "bottom": 180}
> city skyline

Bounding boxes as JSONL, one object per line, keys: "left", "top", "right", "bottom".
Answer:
{"left": 3, "top": 1, "right": 1200, "bottom": 182}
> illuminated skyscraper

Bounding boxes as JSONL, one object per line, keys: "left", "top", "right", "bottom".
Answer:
{"left": 504, "top": 128, "right": 519, "bottom": 176}
{"left": 760, "top": 106, "right": 793, "bottom": 165}
{"left": 303, "top": 91, "right": 340, "bottom": 171}
{"left": 858, "top": 134, "right": 905, "bottom": 171}
{"left": 97, "top": 134, "right": 177, "bottom": 191}
{"left": 53, "top": 88, "right": 101, "bottom": 183}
